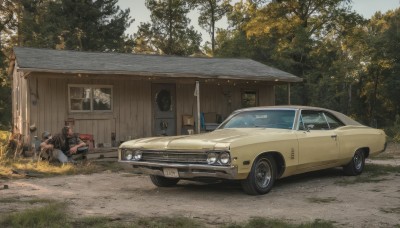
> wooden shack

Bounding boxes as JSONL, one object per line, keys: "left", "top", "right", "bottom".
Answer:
{"left": 10, "top": 47, "right": 302, "bottom": 147}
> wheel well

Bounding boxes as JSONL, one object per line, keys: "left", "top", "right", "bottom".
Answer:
{"left": 358, "top": 147, "right": 370, "bottom": 158}
{"left": 258, "top": 152, "right": 286, "bottom": 178}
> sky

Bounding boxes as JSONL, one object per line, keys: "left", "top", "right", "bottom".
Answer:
{"left": 118, "top": 0, "right": 400, "bottom": 42}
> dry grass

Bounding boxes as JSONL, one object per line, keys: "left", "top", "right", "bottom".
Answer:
{"left": 0, "top": 158, "right": 124, "bottom": 179}
{"left": 0, "top": 130, "right": 10, "bottom": 158}
{"left": 0, "top": 130, "right": 124, "bottom": 179}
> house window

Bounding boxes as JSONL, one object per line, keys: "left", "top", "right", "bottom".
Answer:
{"left": 68, "top": 85, "right": 112, "bottom": 112}
{"left": 241, "top": 90, "right": 258, "bottom": 108}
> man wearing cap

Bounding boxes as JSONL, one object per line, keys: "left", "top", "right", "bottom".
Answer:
{"left": 40, "top": 126, "right": 87, "bottom": 163}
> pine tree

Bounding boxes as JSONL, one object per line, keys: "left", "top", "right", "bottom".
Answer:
{"left": 134, "top": 0, "right": 202, "bottom": 56}
{"left": 19, "top": 0, "right": 133, "bottom": 52}
{"left": 189, "top": 0, "right": 231, "bottom": 55}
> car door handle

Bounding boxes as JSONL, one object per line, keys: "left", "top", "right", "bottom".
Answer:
{"left": 331, "top": 135, "right": 337, "bottom": 140}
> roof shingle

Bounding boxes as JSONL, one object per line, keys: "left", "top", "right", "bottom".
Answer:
{"left": 13, "top": 47, "right": 302, "bottom": 82}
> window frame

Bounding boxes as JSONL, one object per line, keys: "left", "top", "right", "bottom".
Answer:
{"left": 299, "top": 110, "right": 329, "bottom": 130}
{"left": 68, "top": 84, "right": 113, "bottom": 113}
{"left": 298, "top": 109, "right": 345, "bottom": 131}
{"left": 241, "top": 90, "right": 259, "bottom": 108}
{"left": 323, "top": 111, "right": 345, "bottom": 129}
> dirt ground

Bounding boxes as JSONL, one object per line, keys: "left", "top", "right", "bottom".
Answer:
{"left": 1, "top": 147, "right": 400, "bottom": 227}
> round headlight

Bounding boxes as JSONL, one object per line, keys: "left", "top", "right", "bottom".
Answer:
{"left": 207, "top": 152, "right": 218, "bottom": 164}
{"left": 124, "top": 150, "right": 133, "bottom": 160}
{"left": 219, "top": 152, "right": 230, "bottom": 164}
{"left": 133, "top": 150, "right": 142, "bottom": 160}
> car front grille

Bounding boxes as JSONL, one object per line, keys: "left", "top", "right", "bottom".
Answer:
{"left": 141, "top": 150, "right": 208, "bottom": 164}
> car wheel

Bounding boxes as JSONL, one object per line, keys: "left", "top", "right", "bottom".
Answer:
{"left": 343, "top": 149, "right": 365, "bottom": 176}
{"left": 241, "top": 155, "right": 277, "bottom": 195}
{"left": 150, "top": 175, "right": 180, "bottom": 187}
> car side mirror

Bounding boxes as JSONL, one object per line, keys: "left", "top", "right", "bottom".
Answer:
{"left": 306, "top": 124, "right": 314, "bottom": 132}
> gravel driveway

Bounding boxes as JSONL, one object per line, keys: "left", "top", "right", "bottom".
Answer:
{"left": 1, "top": 157, "right": 399, "bottom": 227}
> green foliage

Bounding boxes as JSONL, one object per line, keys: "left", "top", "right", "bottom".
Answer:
{"left": 215, "top": 0, "right": 400, "bottom": 129}
{"left": 0, "top": 130, "right": 10, "bottom": 158}
{"left": 0, "top": 0, "right": 14, "bottom": 129}
{"left": 189, "top": 0, "right": 231, "bottom": 54}
{"left": 0, "top": 202, "right": 69, "bottom": 228}
{"left": 19, "top": 0, "right": 133, "bottom": 52}
{"left": 0, "top": 206, "right": 336, "bottom": 228}
{"left": 224, "top": 217, "right": 335, "bottom": 228}
{"left": 72, "top": 217, "right": 112, "bottom": 227}
{"left": 136, "top": 216, "right": 203, "bottom": 228}
{"left": 386, "top": 115, "right": 400, "bottom": 141}
{"left": 134, "top": 0, "right": 202, "bottom": 56}
{"left": 0, "top": 71, "right": 11, "bottom": 130}
{"left": 1, "top": 0, "right": 400, "bottom": 130}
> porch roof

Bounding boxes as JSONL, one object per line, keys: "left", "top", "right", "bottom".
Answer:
{"left": 13, "top": 47, "right": 302, "bottom": 83}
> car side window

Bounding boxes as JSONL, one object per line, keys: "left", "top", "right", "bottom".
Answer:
{"left": 300, "top": 110, "right": 329, "bottom": 130}
{"left": 324, "top": 112, "right": 345, "bottom": 129}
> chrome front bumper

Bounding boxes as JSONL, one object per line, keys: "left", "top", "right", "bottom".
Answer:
{"left": 119, "top": 160, "right": 238, "bottom": 179}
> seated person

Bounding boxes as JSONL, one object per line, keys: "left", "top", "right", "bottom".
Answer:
{"left": 39, "top": 131, "right": 54, "bottom": 161}
{"left": 41, "top": 126, "right": 87, "bottom": 163}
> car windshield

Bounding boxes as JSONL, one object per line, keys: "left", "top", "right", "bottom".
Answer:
{"left": 220, "top": 109, "right": 296, "bottom": 129}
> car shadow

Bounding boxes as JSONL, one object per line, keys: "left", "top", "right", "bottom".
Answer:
{"left": 172, "top": 179, "right": 244, "bottom": 195}
{"left": 274, "top": 167, "right": 344, "bottom": 188}
{"left": 146, "top": 168, "right": 345, "bottom": 196}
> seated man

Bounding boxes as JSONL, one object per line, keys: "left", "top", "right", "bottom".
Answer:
{"left": 41, "top": 126, "right": 87, "bottom": 163}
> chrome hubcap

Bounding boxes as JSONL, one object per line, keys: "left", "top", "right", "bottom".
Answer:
{"left": 255, "top": 159, "right": 272, "bottom": 188}
{"left": 354, "top": 153, "right": 362, "bottom": 170}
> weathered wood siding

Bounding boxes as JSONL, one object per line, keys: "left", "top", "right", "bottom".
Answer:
{"left": 12, "top": 63, "right": 30, "bottom": 141}
{"left": 16, "top": 72, "right": 275, "bottom": 147}
{"left": 26, "top": 74, "right": 153, "bottom": 146}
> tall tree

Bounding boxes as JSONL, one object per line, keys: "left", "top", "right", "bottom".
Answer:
{"left": 19, "top": 0, "right": 133, "bottom": 52}
{"left": 214, "top": 1, "right": 269, "bottom": 58}
{"left": 18, "top": 0, "right": 61, "bottom": 49}
{"left": 189, "top": 0, "right": 231, "bottom": 55}
{"left": 217, "top": 0, "right": 364, "bottom": 108}
{"left": 0, "top": 0, "right": 18, "bottom": 49}
{"left": 134, "top": 0, "right": 202, "bottom": 56}
{"left": 354, "top": 10, "right": 400, "bottom": 126}
{"left": 0, "top": 0, "right": 18, "bottom": 129}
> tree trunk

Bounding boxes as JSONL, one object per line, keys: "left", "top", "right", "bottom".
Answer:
{"left": 168, "top": 0, "right": 173, "bottom": 55}
{"left": 209, "top": 0, "right": 215, "bottom": 55}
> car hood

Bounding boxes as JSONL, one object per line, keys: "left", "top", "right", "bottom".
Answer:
{"left": 120, "top": 128, "right": 294, "bottom": 151}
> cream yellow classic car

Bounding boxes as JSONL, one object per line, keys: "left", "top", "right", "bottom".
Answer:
{"left": 119, "top": 106, "right": 386, "bottom": 195}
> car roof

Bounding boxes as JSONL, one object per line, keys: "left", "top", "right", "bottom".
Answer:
{"left": 233, "top": 105, "right": 363, "bottom": 126}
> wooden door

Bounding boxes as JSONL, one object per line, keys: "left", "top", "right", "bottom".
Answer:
{"left": 152, "top": 84, "right": 176, "bottom": 136}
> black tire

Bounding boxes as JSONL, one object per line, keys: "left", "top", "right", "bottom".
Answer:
{"left": 150, "top": 175, "right": 180, "bottom": 187}
{"left": 241, "top": 155, "right": 277, "bottom": 195}
{"left": 343, "top": 149, "right": 365, "bottom": 176}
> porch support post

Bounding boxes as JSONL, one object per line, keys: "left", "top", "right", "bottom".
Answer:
{"left": 195, "top": 81, "right": 201, "bottom": 134}
{"left": 287, "top": 83, "right": 291, "bottom": 105}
